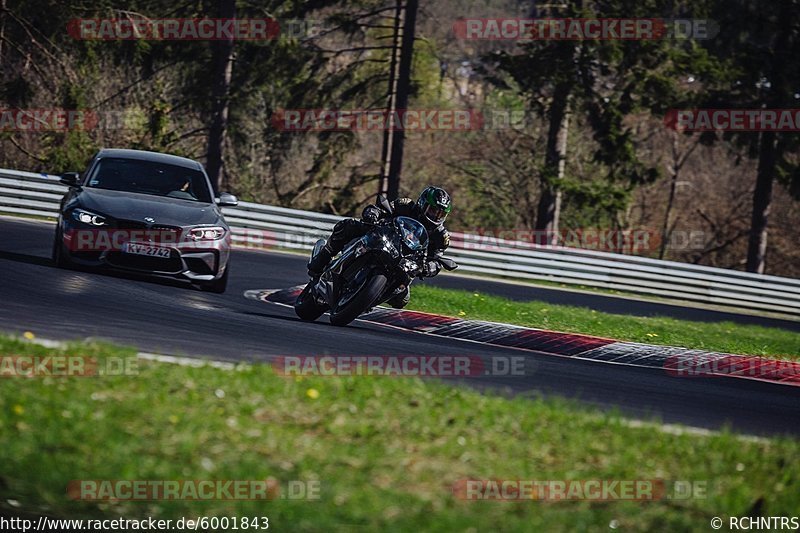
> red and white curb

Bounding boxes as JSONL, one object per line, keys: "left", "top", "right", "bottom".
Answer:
{"left": 245, "top": 286, "right": 800, "bottom": 388}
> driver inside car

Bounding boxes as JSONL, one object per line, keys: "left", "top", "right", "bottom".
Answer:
{"left": 308, "top": 186, "right": 452, "bottom": 309}
{"left": 165, "top": 177, "right": 196, "bottom": 200}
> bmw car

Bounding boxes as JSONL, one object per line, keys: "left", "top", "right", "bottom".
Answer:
{"left": 52, "top": 148, "right": 238, "bottom": 293}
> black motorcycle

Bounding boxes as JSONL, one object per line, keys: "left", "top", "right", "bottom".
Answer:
{"left": 294, "top": 196, "right": 457, "bottom": 326}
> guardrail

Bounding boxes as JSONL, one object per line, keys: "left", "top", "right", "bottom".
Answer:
{"left": 2, "top": 167, "right": 799, "bottom": 317}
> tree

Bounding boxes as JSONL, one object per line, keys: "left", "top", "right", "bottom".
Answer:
{"left": 701, "top": 0, "right": 800, "bottom": 273}
{"left": 488, "top": 0, "right": 715, "bottom": 244}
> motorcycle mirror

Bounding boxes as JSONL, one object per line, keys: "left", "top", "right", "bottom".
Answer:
{"left": 377, "top": 194, "right": 393, "bottom": 215}
{"left": 437, "top": 257, "right": 458, "bottom": 271}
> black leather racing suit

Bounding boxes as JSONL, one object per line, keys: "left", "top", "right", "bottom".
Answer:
{"left": 324, "top": 198, "right": 451, "bottom": 308}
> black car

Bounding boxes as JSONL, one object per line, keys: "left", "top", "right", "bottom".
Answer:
{"left": 52, "top": 148, "right": 238, "bottom": 293}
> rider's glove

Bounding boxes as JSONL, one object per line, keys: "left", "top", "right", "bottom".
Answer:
{"left": 361, "top": 205, "right": 383, "bottom": 224}
{"left": 422, "top": 260, "right": 441, "bottom": 278}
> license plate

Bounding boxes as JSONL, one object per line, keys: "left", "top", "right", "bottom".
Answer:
{"left": 122, "top": 243, "right": 171, "bottom": 258}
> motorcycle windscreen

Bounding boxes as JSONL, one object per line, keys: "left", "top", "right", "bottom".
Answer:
{"left": 395, "top": 216, "right": 429, "bottom": 251}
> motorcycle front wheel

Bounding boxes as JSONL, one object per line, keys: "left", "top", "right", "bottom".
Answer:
{"left": 329, "top": 272, "right": 387, "bottom": 326}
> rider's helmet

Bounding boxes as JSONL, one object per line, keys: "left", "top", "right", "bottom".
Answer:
{"left": 417, "top": 186, "right": 452, "bottom": 226}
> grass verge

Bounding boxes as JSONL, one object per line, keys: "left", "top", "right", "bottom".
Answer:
{"left": 1, "top": 335, "right": 798, "bottom": 531}
{"left": 405, "top": 285, "right": 800, "bottom": 360}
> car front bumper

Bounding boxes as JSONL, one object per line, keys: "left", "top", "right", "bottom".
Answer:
{"left": 60, "top": 223, "right": 231, "bottom": 282}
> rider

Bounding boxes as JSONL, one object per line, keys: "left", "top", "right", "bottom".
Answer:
{"left": 308, "top": 186, "right": 452, "bottom": 308}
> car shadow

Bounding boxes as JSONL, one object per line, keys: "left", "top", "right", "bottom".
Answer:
{"left": 0, "top": 248, "right": 200, "bottom": 292}
{"left": 89, "top": 266, "right": 197, "bottom": 291}
{"left": 0, "top": 250, "right": 53, "bottom": 268}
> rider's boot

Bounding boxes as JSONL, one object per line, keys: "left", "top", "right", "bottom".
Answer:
{"left": 386, "top": 286, "right": 411, "bottom": 309}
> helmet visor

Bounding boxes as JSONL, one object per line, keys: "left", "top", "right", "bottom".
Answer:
{"left": 422, "top": 203, "right": 448, "bottom": 225}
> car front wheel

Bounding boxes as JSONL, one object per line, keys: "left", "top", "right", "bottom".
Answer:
{"left": 52, "top": 225, "right": 73, "bottom": 269}
{"left": 199, "top": 264, "right": 229, "bottom": 294}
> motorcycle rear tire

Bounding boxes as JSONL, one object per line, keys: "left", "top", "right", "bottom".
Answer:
{"left": 329, "top": 273, "right": 387, "bottom": 326}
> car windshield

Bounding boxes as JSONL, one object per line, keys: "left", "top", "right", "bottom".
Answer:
{"left": 86, "top": 157, "right": 213, "bottom": 203}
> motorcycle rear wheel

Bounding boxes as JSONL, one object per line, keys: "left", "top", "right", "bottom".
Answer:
{"left": 329, "top": 273, "right": 387, "bottom": 326}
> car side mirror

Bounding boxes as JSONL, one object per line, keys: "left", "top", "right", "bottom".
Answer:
{"left": 217, "top": 192, "right": 239, "bottom": 207}
{"left": 60, "top": 172, "right": 80, "bottom": 187}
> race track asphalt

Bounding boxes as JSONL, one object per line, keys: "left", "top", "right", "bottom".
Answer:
{"left": 1, "top": 215, "right": 798, "bottom": 436}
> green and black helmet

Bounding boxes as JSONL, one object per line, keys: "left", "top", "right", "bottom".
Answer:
{"left": 417, "top": 186, "right": 452, "bottom": 226}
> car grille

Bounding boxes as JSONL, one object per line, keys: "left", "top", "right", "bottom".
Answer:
{"left": 114, "top": 220, "right": 183, "bottom": 238}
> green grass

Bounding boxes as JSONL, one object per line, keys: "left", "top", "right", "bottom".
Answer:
{"left": 1, "top": 335, "right": 799, "bottom": 531}
{"left": 404, "top": 286, "right": 800, "bottom": 360}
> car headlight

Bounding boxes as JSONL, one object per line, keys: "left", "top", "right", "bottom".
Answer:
{"left": 71, "top": 209, "right": 106, "bottom": 226}
{"left": 188, "top": 226, "right": 226, "bottom": 241}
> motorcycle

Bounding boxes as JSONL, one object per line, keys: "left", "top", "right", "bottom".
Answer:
{"left": 294, "top": 195, "right": 458, "bottom": 326}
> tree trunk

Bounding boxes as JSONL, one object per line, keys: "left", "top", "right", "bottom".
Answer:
{"left": 384, "top": 0, "right": 418, "bottom": 200}
{"left": 659, "top": 134, "right": 680, "bottom": 259}
{"left": 206, "top": 0, "right": 236, "bottom": 195}
{"left": 745, "top": 131, "right": 777, "bottom": 273}
{"left": 744, "top": 0, "right": 792, "bottom": 274}
{"left": 534, "top": 87, "right": 571, "bottom": 245}
{"left": 659, "top": 132, "right": 699, "bottom": 259}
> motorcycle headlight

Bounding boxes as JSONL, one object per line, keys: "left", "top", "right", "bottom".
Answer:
{"left": 71, "top": 208, "right": 106, "bottom": 226}
{"left": 366, "top": 232, "right": 398, "bottom": 257}
{"left": 189, "top": 226, "right": 226, "bottom": 241}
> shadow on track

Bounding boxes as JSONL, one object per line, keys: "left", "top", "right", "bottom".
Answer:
{"left": 0, "top": 250, "right": 53, "bottom": 268}
{"left": 240, "top": 307, "right": 391, "bottom": 332}
{"left": 0, "top": 246, "right": 200, "bottom": 292}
